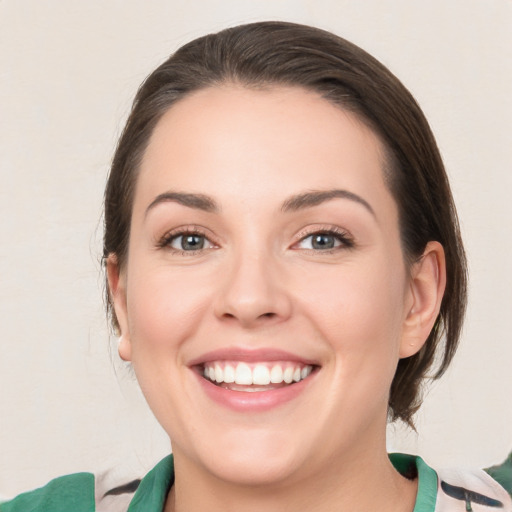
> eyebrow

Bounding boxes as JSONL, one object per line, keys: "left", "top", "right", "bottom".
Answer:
{"left": 145, "top": 188, "right": 375, "bottom": 218}
{"left": 145, "top": 192, "right": 219, "bottom": 216}
{"left": 281, "top": 189, "right": 375, "bottom": 216}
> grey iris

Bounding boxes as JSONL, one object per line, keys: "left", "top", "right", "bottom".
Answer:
{"left": 182, "top": 235, "right": 204, "bottom": 250}
{"left": 312, "top": 234, "right": 335, "bottom": 249}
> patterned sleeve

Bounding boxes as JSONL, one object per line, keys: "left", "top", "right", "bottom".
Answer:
{"left": 432, "top": 453, "right": 512, "bottom": 512}
{"left": 485, "top": 451, "right": 512, "bottom": 498}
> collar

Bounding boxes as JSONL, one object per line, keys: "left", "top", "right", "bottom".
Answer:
{"left": 127, "top": 453, "right": 437, "bottom": 512}
{"left": 127, "top": 455, "right": 174, "bottom": 512}
{"left": 390, "top": 453, "right": 438, "bottom": 512}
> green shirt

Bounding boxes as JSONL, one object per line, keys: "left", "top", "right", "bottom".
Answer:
{"left": 1, "top": 453, "right": 510, "bottom": 512}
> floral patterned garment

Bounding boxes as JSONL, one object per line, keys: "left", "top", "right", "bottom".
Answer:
{"left": 1, "top": 452, "right": 511, "bottom": 512}
{"left": 435, "top": 465, "right": 511, "bottom": 511}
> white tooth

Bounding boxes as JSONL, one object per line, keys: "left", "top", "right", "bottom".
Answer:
{"left": 293, "top": 367, "right": 301, "bottom": 382}
{"left": 270, "top": 365, "right": 283, "bottom": 384}
{"left": 215, "top": 364, "right": 223, "bottom": 383}
{"left": 208, "top": 366, "right": 215, "bottom": 381}
{"left": 234, "top": 362, "right": 253, "bottom": 385}
{"left": 252, "top": 364, "right": 271, "bottom": 385}
{"left": 203, "top": 366, "right": 208, "bottom": 378}
{"left": 239, "top": 386, "right": 263, "bottom": 393}
{"left": 224, "top": 364, "right": 235, "bottom": 383}
{"left": 301, "top": 366, "right": 312, "bottom": 380}
{"left": 283, "top": 367, "right": 294, "bottom": 384}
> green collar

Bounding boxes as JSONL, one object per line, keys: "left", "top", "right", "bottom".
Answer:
{"left": 390, "top": 453, "right": 438, "bottom": 512}
{"left": 128, "top": 453, "right": 437, "bottom": 512}
{"left": 127, "top": 455, "right": 174, "bottom": 512}
{"left": 0, "top": 473, "right": 95, "bottom": 512}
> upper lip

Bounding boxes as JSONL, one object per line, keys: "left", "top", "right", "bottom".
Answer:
{"left": 188, "top": 347, "right": 320, "bottom": 367}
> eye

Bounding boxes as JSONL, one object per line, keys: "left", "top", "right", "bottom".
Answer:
{"left": 171, "top": 234, "right": 208, "bottom": 251}
{"left": 294, "top": 229, "right": 353, "bottom": 251}
{"left": 160, "top": 230, "right": 216, "bottom": 253}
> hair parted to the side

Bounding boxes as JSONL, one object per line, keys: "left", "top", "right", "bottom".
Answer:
{"left": 103, "top": 21, "right": 467, "bottom": 427}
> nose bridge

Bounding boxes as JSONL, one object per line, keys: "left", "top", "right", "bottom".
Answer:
{"left": 214, "top": 239, "right": 291, "bottom": 327}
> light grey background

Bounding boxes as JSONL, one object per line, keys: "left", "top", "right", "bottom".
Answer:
{"left": 1, "top": 0, "right": 511, "bottom": 498}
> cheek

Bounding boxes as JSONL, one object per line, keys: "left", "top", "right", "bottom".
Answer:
{"left": 125, "top": 262, "right": 215, "bottom": 357}
{"left": 296, "top": 258, "right": 407, "bottom": 366}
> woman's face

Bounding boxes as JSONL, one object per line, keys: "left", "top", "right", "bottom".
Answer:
{"left": 111, "top": 86, "right": 422, "bottom": 485}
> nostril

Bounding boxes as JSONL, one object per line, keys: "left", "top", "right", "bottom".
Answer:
{"left": 219, "top": 310, "right": 279, "bottom": 327}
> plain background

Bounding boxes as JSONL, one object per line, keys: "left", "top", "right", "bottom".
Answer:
{"left": 1, "top": 0, "right": 511, "bottom": 498}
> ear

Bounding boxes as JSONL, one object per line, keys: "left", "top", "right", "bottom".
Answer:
{"left": 399, "top": 241, "right": 446, "bottom": 358}
{"left": 106, "top": 255, "right": 132, "bottom": 362}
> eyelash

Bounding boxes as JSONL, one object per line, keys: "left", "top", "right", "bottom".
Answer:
{"left": 158, "top": 227, "right": 216, "bottom": 255}
{"left": 158, "top": 226, "right": 354, "bottom": 255}
{"left": 293, "top": 226, "right": 355, "bottom": 253}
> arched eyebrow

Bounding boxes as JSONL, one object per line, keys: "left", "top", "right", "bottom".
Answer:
{"left": 281, "top": 189, "right": 375, "bottom": 216}
{"left": 145, "top": 189, "right": 374, "bottom": 217}
{"left": 145, "top": 192, "right": 219, "bottom": 217}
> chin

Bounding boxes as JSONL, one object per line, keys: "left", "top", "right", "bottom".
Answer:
{"left": 206, "top": 448, "right": 305, "bottom": 487}
{"left": 183, "top": 425, "right": 310, "bottom": 487}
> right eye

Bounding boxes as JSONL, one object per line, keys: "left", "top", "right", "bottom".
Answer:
{"left": 160, "top": 230, "right": 216, "bottom": 254}
{"left": 170, "top": 234, "right": 208, "bottom": 251}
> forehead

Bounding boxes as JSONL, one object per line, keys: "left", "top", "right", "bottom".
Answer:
{"left": 135, "top": 85, "right": 396, "bottom": 221}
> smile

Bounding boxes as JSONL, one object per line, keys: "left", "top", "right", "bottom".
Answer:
{"left": 191, "top": 348, "right": 320, "bottom": 411}
{"left": 202, "top": 361, "right": 314, "bottom": 390}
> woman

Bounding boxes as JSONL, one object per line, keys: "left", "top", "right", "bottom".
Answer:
{"left": 2, "top": 21, "right": 510, "bottom": 512}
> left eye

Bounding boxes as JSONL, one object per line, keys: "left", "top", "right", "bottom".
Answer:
{"left": 296, "top": 232, "right": 345, "bottom": 250}
{"left": 168, "top": 233, "right": 213, "bottom": 251}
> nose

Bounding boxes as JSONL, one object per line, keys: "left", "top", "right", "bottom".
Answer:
{"left": 213, "top": 251, "right": 293, "bottom": 328}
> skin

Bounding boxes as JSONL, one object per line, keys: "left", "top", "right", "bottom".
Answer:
{"left": 108, "top": 85, "right": 446, "bottom": 512}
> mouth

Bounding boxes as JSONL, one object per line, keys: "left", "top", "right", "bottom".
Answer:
{"left": 200, "top": 361, "right": 316, "bottom": 392}
{"left": 190, "top": 348, "right": 320, "bottom": 411}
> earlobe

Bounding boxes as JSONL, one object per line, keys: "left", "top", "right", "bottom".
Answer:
{"left": 117, "top": 335, "right": 132, "bottom": 362}
{"left": 399, "top": 241, "right": 446, "bottom": 358}
{"left": 106, "top": 255, "right": 132, "bottom": 362}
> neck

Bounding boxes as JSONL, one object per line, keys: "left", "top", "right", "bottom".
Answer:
{"left": 165, "top": 436, "right": 417, "bottom": 512}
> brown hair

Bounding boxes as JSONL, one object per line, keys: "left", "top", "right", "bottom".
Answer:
{"left": 103, "top": 21, "right": 467, "bottom": 426}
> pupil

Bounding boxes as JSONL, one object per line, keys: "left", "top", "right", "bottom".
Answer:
{"left": 182, "top": 235, "right": 204, "bottom": 250}
{"left": 312, "top": 234, "right": 334, "bottom": 249}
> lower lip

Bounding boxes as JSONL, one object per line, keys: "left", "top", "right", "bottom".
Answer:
{"left": 195, "top": 371, "right": 316, "bottom": 412}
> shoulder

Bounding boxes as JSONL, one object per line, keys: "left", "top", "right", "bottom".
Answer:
{"left": 390, "top": 453, "right": 512, "bottom": 512}
{"left": 435, "top": 464, "right": 512, "bottom": 512}
{"left": 485, "top": 451, "right": 512, "bottom": 497}
{"left": 0, "top": 455, "right": 174, "bottom": 512}
{"left": 0, "top": 473, "right": 95, "bottom": 512}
